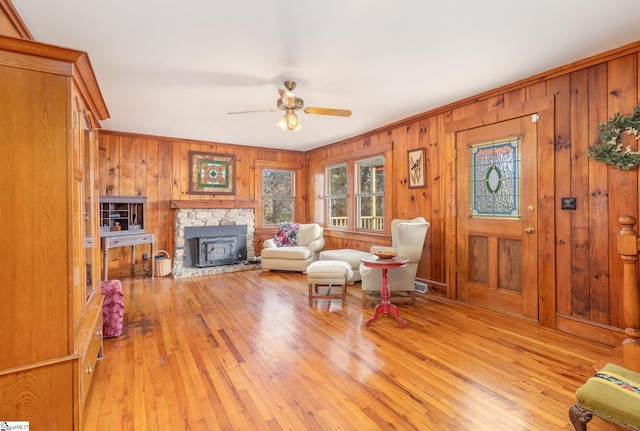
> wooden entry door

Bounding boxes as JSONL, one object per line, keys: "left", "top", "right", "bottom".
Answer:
{"left": 456, "top": 116, "right": 538, "bottom": 319}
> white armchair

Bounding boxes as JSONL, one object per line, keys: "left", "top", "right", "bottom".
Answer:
{"left": 261, "top": 223, "right": 325, "bottom": 272}
{"left": 359, "top": 217, "right": 430, "bottom": 307}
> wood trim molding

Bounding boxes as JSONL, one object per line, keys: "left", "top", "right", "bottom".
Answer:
{"left": 555, "top": 314, "right": 625, "bottom": 347}
{"left": 0, "top": 35, "right": 109, "bottom": 121}
{"left": 0, "top": 0, "right": 33, "bottom": 39}
{"left": 170, "top": 200, "right": 258, "bottom": 209}
{"left": 444, "top": 95, "right": 555, "bottom": 132}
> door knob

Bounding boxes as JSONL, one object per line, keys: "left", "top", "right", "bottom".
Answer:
{"left": 525, "top": 227, "right": 535, "bottom": 234}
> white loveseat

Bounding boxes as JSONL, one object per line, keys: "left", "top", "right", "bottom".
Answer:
{"left": 261, "top": 223, "right": 325, "bottom": 272}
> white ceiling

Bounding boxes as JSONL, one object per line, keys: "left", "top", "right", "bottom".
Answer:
{"left": 11, "top": 0, "right": 640, "bottom": 151}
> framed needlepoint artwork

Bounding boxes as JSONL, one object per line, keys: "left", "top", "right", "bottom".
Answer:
{"left": 188, "top": 151, "right": 236, "bottom": 195}
{"left": 407, "top": 148, "right": 426, "bottom": 188}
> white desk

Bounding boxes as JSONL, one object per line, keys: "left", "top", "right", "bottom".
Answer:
{"left": 101, "top": 232, "right": 155, "bottom": 280}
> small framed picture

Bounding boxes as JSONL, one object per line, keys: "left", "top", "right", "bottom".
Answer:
{"left": 407, "top": 148, "right": 426, "bottom": 188}
{"left": 188, "top": 151, "right": 236, "bottom": 195}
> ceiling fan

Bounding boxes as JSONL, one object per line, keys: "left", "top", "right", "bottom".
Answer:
{"left": 227, "top": 80, "right": 352, "bottom": 131}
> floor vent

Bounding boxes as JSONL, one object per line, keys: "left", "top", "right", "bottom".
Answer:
{"left": 414, "top": 281, "right": 428, "bottom": 293}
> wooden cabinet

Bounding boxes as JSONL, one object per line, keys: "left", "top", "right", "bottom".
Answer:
{"left": 0, "top": 35, "right": 109, "bottom": 429}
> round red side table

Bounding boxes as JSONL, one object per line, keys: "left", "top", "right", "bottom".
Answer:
{"left": 361, "top": 255, "right": 409, "bottom": 328}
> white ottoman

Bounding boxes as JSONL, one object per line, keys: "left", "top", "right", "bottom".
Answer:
{"left": 306, "top": 260, "right": 354, "bottom": 306}
{"left": 319, "top": 249, "right": 371, "bottom": 282}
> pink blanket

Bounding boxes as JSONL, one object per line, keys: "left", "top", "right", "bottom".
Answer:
{"left": 101, "top": 279, "right": 124, "bottom": 337}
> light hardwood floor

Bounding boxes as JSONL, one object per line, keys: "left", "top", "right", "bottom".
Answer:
{"left": 84, "top": 270, "right": 622, "bottom": 430}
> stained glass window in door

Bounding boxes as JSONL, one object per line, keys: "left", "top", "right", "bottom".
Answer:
{"left": 469, "top": 136, "right": 521, "bottom": 219}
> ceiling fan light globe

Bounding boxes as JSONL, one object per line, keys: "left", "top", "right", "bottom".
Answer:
{"left": 277, "top": 116, "right": 288, "bottom": 131}
{"left": 277, "top": 112, "right": 302, "bottom": 131}
{"left": 287, "top": 113, "right": 300, "bottom": 129}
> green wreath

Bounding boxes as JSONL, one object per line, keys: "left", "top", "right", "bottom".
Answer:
{"left": 586, "top": 103, "right": 640, "bottom": 170}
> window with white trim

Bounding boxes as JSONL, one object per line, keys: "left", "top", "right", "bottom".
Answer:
{"left": 326, "top": 163, "right": 348, "bottom": 228}
{"left": 355, "top": 156, "right": 384, "bottom": 231}
{"left": 262, "top": 168, "right": 295, "bottom": 224}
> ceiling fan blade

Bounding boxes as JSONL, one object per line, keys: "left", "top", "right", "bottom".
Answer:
{"left": 304, "top": 107, "right": 352, "bottom": 117}
{"left": 227, "top": 109, "right": 279, "bottom": 115}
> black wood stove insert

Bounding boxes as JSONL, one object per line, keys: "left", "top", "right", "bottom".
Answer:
{"left": 184, "top": 225, "right": 247, "bottom": 268}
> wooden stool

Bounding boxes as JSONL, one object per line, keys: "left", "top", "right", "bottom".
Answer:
{"left": 570, "top": 363, "right": 640, "bottom": 430}
{"left": 306, "top": 260, "right": 353, "bottom": 306}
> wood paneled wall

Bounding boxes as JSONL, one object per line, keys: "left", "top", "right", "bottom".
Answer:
{"left": 98, "top": 133, "right": 306, "bottom": 278}
{"left": 304, "top": 41, "right": 640, "bottom": 344}
{"left": 306, "top": 118, "right": 446, "bottom": 290}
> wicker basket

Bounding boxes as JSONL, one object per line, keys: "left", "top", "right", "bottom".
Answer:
{"left": 154, "top": 250, "right": 172, "bottom": 277}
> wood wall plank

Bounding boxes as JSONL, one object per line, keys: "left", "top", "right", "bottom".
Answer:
{"left": 103, "top": 134, "right": 119, "bottom": 195}
{"left": 145, "top": 138, "right": 159, "bottom": 231}
{"left": 485, "top": 95, "right": 504, "bottom": 112}
{"left": 391, "top": 125, "right": 409, "bottom": 218}
{"left": 133, "top": 137, "right": 147, "bottom": 197}
{"left": 526, "top": 82, "right": 547, "bottom": 101}
{"left": 548, "top": 74, "right": 573, "bottom": 317}
{"left": 417, "top": 120, "right": 433, "bottom": 279}
{"left": 157, "top": 138, "right": 173, "bottom": 254}
{"left": 118, "top": 135, "right": 135, "bottom": 195}
{"left": 504, "top": 87, "right": 527, "bottom": 107}
{"left": 535, "top": 106, "right": 557, "bottom": 328}
{"left": 606, "top": 54, "right": 639, "bottom": 327}
{"left": 427, "top": 115, "right": 445, "bottom": 284}
{"left": 570, "top": 69, "right": 591, "bottom": 318}
{"left": 587, "top": 63, "right": 610, "bottom": 325}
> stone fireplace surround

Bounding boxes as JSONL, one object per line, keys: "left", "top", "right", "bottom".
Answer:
{"left": 173, "top": 207, "right": 259, "bottom": 278}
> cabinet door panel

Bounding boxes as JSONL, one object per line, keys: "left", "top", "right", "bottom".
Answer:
{"left": 82, "top": 106, "right": 99, "bottom": 302}
{"left": 72, "top": 177, "right": 85, "bottom": 323}
{"left": 0, "top": 360, "right": 76, "bottom": 429}
{"left": 0, "top": 65, "right": 70, "bottom": 367}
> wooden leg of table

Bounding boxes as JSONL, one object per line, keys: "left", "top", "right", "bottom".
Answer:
{"left": 131, "top": 244, "right": 136, "bottom": 277}
{"left": 366, "top": 302, "right": 385, "bottom": 326}
{"left": 151, "top": 242, "right": 155, "bottom": 278}
{"left": 103, "top": 247, "right": 109, "bottom": 281}
{"left": 387, "top": 304, "right": 408, "bottom": 327}
{"left": 365, "top": 268, "right": 408, "bottom": 328}
{"left": 366, "top": 300, "right": 408, "bottom": 327}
